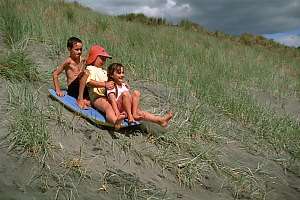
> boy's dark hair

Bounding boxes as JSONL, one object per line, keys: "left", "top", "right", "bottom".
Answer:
{"left": 107, "top": 63, "right": 124, "bottom": 81}
{"left": 67, "top": 37, "right": 82, "bottom": 49}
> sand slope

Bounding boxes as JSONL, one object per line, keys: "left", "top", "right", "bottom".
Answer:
{"left": 0, "top": 36, "right": 300, "bottom": 200}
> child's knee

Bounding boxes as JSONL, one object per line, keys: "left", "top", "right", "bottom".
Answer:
{"left": 106, "top": 111, "right": 117, "bottom": 124}
{"left": 105, "top": 106, "right": 117, "bottom": 123}
{"left": 132, "top": 90, "right": 141, "bottom": 97}
{"left": 122, "top": 91, "right": 130, "bottom": 97}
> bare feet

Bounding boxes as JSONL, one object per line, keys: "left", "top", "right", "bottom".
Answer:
{"left": 114, "top": 113, "right": 126, "bottom": 130}
{"left": 133, "top": 110, "right": 145, "bottom": 121}
{"left": 126, "top": 114, "right": 137, "bottom": 126}
{"left": 133, "top": 114, "right": 144, "bottom": 121}
{"left": 159, "top": 112, "right": 173, "bottom": 128}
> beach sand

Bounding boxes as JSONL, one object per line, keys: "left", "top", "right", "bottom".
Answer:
{"left": 0, "top": 36, "right": 300, "bottom": 200}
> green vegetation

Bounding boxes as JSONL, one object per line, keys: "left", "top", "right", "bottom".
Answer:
{"left": 0, "top": 49, "right": 40, "bottom": 82}
{"left": 0, "top": 0, "right": 300, "bottom": 199}
{"left": 6, "top": 82, "right": 50, "bottom": 156}
{"left": 118, "top": 13, "right": 168, "bottom": 26}
{"left": 103, "top": 169, "right": 167, "bottom": 199}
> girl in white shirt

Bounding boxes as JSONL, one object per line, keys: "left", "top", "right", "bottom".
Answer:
{"left": 107, "top": 63, "right": 173, "bottom": 127}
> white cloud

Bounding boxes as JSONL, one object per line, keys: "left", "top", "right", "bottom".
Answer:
{"left": 68, "top": 0, "right": 192, "bottom": 20}
{"left": 134, "top": 6, "right": 161, "bottom": 17}
{"left": 125, "top": 0, "right": 192, "bottom": 19}
{"left": 276, "top": 35, "right": 300, "bottom": 47}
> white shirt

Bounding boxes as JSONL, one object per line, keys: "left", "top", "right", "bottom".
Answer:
{"left": 107, "top": 83, "right": 129, "bottom": 100}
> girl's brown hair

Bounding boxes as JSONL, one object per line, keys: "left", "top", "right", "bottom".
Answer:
{"left": 107, "top": 63, "right": 124, "bottom": 81}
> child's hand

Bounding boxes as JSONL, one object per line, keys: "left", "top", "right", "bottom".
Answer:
{"left": 79, "top": 59, "right": 86, "bottom": 71}
{"left": 105, "top": 81, "right": 115, "bottom": 90}
{"left": 80, "top": 58, "right": 86, "bottom": 65}
{"left": 56, "top": 90, "right": 65, "bottom": 97}
{"left": 77, "top": 99, "right": 89, "bottom": 109}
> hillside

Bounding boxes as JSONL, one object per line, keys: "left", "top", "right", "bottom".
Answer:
{"left": 0, "top": 0, "right": 300, "bottom": 199}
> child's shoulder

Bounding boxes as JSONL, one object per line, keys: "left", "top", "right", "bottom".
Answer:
{"left": 62, "top": 57, "right": 73, "bottom": 66}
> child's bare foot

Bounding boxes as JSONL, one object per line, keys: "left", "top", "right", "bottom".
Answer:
{"left": 83, "top": 99, "right": 90, "bottom": 107}
{"left": 127, "top": 114, "right": 136, "bottom": 124}
{"left": 133, "top": 110, "right": 144, "bottom": 121}
{"left": 127, "top": 119, "right": 137, "bottom": 126}
{"left": 133, "top": 114, "right": 143, "bottom": 121}
{"left": 114, "top": 113, "right": 126, "bottom": 130}
{"left": 159, "top": 112, "right": 173, "bottom": 128}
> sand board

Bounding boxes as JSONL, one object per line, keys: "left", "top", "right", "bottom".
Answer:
{"left": 48, "top": 89, "right": 140, "bottom": 128}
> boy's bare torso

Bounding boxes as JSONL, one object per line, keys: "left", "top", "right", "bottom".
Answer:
{"left": 65, "top": 57, "right": 85, "bottom": 85}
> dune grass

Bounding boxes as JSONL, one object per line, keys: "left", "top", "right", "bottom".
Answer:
{"left": 1, "top": 0, "right": 300, "bottom": 199}
{"left": 6, "top": 82, "right": 50, "bottom": 156}
{"left": 0, "top": 48, "right": 40, "bottom": 82}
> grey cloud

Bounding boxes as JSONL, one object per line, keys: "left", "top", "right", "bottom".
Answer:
{"left": 185, "top": 0, "right": 300, "bottom": 34}
{"left": 68, "top": 0, "right": 300, "bottom": 35}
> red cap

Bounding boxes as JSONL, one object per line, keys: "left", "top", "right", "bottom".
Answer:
{"left": 86, "top": 44, "right": 112, "bottom": 65}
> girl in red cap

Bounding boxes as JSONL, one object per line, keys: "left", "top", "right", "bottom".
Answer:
{"left": 107, "top": 63, "right": 173, "bottom": 127}
{"left": 77, "top": 45, "right": 125, "bottom": 126}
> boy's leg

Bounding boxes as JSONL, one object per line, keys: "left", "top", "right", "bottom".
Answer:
{"left": 131, "top": 90, "right": 143, "bottom": 121}
{"left": 67, "top": 77, "right": 80, "bottom": 98}
{"left": 79, "top": 71, "right": 91, "bottom": 107}
{"left": 77, "top": 70, "right": 90, "bottom": 109}
{"left": 120, "top": 92, "right": 135, "bottom": 122}
{"left": 138, "top": 110, "right": 173, "bottom": 127}
{"left": 93, "top": 97, "right": 125, "bottom": 125}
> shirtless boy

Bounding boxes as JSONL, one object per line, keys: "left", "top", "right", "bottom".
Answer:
{"left": 52, "top": 37, "right": 89, "bottom": 102}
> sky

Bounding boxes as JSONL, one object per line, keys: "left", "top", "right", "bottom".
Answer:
{"left": 263, "top": 28, "right": 300, "bottom": 47}
{"left": 67, "top": 0, "right": 300, "bottom": 47}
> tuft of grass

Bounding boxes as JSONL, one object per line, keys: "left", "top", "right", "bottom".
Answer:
{"left": 220, "top": 165, "right": 268, "bottom": 200}
{"left": 0, "top": 0, "right": 29, "bottom": 45}
{"left": 0, "top": 49, "right": 40, "bottom": 82}
{"left": 7, "top": 82, "right": 50, "bottom": 156}
{"left": 103, "top": 169, "right": 168, "bottom": 199}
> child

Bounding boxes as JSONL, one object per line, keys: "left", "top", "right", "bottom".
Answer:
{"left": 107, "top": 63, "right": 173, "bottom": 127}
{"left": 77, "top": 45, "right": 125, "bottom": 126}
{"left": 52, "top": 37, "right": 89, "bottom": 104}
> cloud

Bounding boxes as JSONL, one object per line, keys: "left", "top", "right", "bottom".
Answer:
{"left": 71, "top": 0, "right": 192, "bottom": 20}
{"left": 132, "top": 0, "right": 192, "bottom": 19}
{"left": 275, "top": 35, "right": 300, "bottom": 47}
{"left": 263, "top": 29, "right": 300, "bottom": 47}
{"left": 186, "top": 0, "right": 300, "bottom": 35}
{"left": 67, "top": 0, "right": 300, "bottom": 37}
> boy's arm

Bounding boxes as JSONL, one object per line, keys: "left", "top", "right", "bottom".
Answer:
{"left": 52, "top": 60, "right": 68, "bottom": 96}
